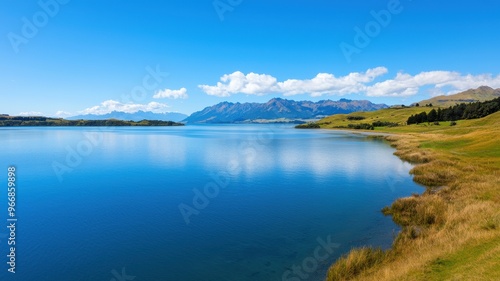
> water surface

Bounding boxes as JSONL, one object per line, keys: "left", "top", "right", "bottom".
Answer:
{"left": 0, "top": 125, "right": 421, "bottom": 281}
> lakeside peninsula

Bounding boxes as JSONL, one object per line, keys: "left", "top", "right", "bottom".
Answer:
{"left": 0, "top": 115, "right": 184, "bottom": 127}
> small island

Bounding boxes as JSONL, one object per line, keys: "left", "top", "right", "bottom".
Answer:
{"left": 0, "top": 115, "right": 184, "bottom": 127}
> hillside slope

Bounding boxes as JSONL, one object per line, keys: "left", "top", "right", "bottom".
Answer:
{"left": 417, "top": 86, "right": 500, "bottom": 107}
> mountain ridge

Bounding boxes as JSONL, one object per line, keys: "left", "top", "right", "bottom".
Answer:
{"left": 416, "top": 86, "right": 500, "bottom": 107}
{"left": 68, "top": 110, "right": 188, "bottom": 122}
{"left": 184, "top": 98, "right": 388, "bottom": 123}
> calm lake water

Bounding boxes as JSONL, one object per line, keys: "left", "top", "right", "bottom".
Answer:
{"left": 0, "top": 125, "right": 421, "bottom": 281}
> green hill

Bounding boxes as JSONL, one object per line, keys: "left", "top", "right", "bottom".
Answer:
{"left": 318, "top": 106, "right": 435, "bottom": 129}
{"left": 417, "top": 86, "right": 500, "bottom": 107}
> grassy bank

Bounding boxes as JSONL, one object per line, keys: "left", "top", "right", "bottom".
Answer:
{"left": 322, "top": 110, "right": 500, "bottom": 280}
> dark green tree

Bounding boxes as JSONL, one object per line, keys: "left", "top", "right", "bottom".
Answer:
{"left": 427, "top": 109, "right": 438, "bottom": 122}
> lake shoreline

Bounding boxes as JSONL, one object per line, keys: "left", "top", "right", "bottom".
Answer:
{"left": 321, "top": 128, "right": 394, "bottom": 137}
{"left": 322, "top": 114, "right": 500, "bottom": 280}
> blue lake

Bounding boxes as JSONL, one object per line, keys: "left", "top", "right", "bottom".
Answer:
{"left": 0, "top": 125, "right": 422, "bottom": 281}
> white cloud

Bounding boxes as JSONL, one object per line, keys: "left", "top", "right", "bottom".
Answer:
{"left": 199, "top": 67, "right": 387, "bottom": 97}
{"left": 280, "top": 67, "right": 388, "bottom": 97}
{"left": 153, "top": 87, "right": 188, "bottom": 99}
{"left": 19, "top": 111, "right": 44, "bottom": 116}
{"left": 79, "top": 100, "right": 170, "bottom": 115}
{"left": 55, "top": 111, "right": 71, "bottom": 118}
{"left": 436, "top": 73, "right": 500, "bottom": 93}
{"left": 200, "top": 68, "right": 500, "bottom": 98}
{"left": 366, "top": 71, "right": 500, "bottom": 97}
{"left": 199, "top": 71, "right": 278, "bottom": 97}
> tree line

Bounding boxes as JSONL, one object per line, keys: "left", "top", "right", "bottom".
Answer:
{"left": 0, "top": 118, "right": 185, "bottom": 127}
{"left": 407, "top": 97, "right": 500, "bottom": 125}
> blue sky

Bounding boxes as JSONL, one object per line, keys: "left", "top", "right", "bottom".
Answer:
{"left": 2, "top": 0, "right": 500, "bottom": 116}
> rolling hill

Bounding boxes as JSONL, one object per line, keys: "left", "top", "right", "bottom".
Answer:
{"left": 318, "top": 86, "right": 500, "bottom": 130}
{"left": 417, "top": 86, "right": 500, "bottom": 107}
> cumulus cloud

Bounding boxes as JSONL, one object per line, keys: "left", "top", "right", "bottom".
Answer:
{"left": 199, "top": 67, "right": 387, "bottom": 97}
{"left": 55, "top": 111, "right": 71, "bottom": 118}
{"left": 19, "top": 111, "right": 44, "bottom": 116}
{"left": 79, "top": 100, "right": 169, "bottom": 115}
{"left": 199, "top": 71, "right": 278, "bottom": 97}
{"left": 435, "top": 73, "right": 500, "bottom": 94}
{"left": 153, "top": 87, "right": 188, "bottom": 99}
{"left": 366, "top": 71, "right": 500, "bottom": 97}
{"left": 200, "top": 68, "right": 500, "bottom": 98}
{"left": 279, "top": 67, "right": 388, "bottom": 97}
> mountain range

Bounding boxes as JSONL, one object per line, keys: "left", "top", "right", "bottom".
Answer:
{"left": 68, "top": 111, "right": 188, "bottom": 122}
{"left": 65, "top": 87, "right": 499, "bottom": 124}
{"left": 183, "top": 98, "right": 388, "bottom": 123}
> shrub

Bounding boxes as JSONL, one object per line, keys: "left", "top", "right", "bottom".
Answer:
{"left": 347, "top": 116, "right": 366, "bottom": 121}
{"left": 347, "top": 123, "right": 374, "bottom": 130}
{"left": 295, "top": 123, "right": 320, "bottom": 129}
{"left": 372, "top": 121, "right": 399, "bottom": 127}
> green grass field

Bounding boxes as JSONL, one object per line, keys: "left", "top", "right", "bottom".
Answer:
{"left": 319, "top": 106, "right": 434, "bottom": 128}
{"left": 409, "top": 235, "right": 500, "bottom": 280}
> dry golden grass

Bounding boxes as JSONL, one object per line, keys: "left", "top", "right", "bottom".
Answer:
{"left": 325, "top": 112, "right": 500, "bottom": 281}
{"left": 326, "top": 247, "right": 386, "bottom": 281}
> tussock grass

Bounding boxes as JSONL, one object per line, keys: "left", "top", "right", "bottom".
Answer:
{"left": 410, "top": 160, "right": 459, "bottom": 187}
{"left": 326, "top": 247, "right": 386, "bottom": 281}
{"left": 325, "top": 112, "right": 500, "bottom": 281}
{"left": 384, "top": 195, "right": 447, "bottom": 226}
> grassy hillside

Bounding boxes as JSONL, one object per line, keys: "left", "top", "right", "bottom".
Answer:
{"left": 322, "top": 111, "right": 500, "bottom": 280}
{"left": 417, "top": 86, "right": 500, "bottom": 107}
{"left": 318, "top": 106, "right": 441, "bottom": 130}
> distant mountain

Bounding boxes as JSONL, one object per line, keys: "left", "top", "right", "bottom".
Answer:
{"left": 417, "top": 86, "right": 500, "bottom": 107}
{"left": 183, "top": 98, "right": 388, "bottom": 123}
{"left": 68, "top": 111, "right": 188, "bottom": 122}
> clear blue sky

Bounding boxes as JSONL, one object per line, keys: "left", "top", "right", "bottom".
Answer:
{"left": 2, "top": 0, "right": 500, "bottom": 116}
